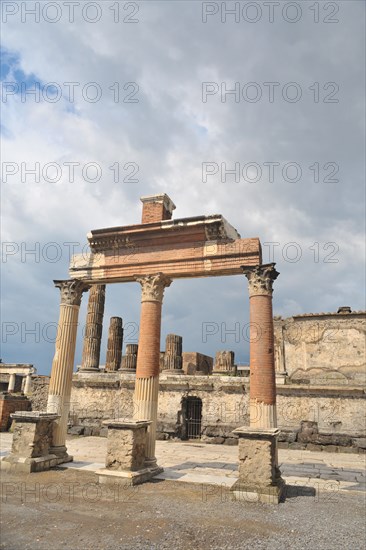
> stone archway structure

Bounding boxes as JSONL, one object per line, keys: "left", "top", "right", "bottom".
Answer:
{"left": 3, "top": 194, "right": 282, "bottom": 502}
{"left": 5, "top": 194, "right": 282, "bottom": 499}
{"left": 2, "top": 194, "right": 283, "bottom": 502}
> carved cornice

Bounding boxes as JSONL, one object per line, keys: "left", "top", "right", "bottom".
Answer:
{"left": 54, "top": 280, "right": 90, "bottom": 306}
{"left": 135, "top": 273, "right": 172, "bottom": 303}
{"left": 242, "top": 263, "right": 279, "bottom": 297}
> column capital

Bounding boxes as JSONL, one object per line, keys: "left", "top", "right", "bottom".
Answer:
{"left": 54, "top": 279, "right": 90, "bottom": 306}
{"left": 135, "top": 273, "right": 172, "bottom": 303}
{"left": 242, "top": 263, "right": 279, "bottom": 297}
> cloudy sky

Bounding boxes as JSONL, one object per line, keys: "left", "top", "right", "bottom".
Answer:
{"left": 1, "top": 1, "right": 365, "bottom": 375}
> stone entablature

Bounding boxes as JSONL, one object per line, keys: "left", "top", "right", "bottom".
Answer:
{"left": 274, "top": 308, "right": 366, "bottom": 385}
{"left": 69, "top": 213, "right": 261, "bottom": 283}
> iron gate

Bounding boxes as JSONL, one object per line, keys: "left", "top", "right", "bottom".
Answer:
{"left": 185, "top": 397, "right": 202, "bottom": 439}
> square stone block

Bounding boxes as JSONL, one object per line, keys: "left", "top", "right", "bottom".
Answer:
{"left": 1, "top": 412, "right": 60, "bottom": 473}
{"left": 103, "top": 419, "right": 151, "bottom": 472}
{"left": 231, "top": 427, "right": 285, "bottom": 504}
{"left": 10, "top": 412, "right": 59, "bottom": 458}
{"left": 238, "top": 438, "right": 276, "bottom": 486}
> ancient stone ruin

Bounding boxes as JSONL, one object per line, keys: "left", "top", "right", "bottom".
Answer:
{"left": 3, "top": 194, "right": 366, "bottom": 502}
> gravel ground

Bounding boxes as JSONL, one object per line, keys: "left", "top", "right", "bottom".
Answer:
{"left": 1, "top": 467, "right": 365, "bottom": 550}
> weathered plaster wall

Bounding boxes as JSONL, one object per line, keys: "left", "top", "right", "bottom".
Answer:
{"left": 274, "top": 311, "right": 366, "bottom": 385}
{"left": 68, "top": 373, "right": 365, "bottom": 451}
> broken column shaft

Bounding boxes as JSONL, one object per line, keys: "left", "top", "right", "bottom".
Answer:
{"left": 80, "top": 284, "right": 106, "bottom": 371}
{"left": 105, "top": 317, "right": 123, "bottom": 371}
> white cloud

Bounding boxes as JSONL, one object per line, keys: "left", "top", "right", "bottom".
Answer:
{"left": 1, "top": 1, "right": 365, "bottom": 373}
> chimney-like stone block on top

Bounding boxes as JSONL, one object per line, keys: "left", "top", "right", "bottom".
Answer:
{"left": 140, "top": 194, "right": 176, "bottom": 224}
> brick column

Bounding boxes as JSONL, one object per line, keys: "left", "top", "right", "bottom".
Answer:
{"left": 105, "top": 317, "right": 123, "bottom": 371}
{"left": 242, "top": 264, "right": 279, "bottom": 429}
{"left": 80, "top": 284, "right": 106, "bottom": 371}
{"left": 133, "top": 273, "right": 171, "bottom": 468}
{"left": 47, "top": 279, "right": 89, "bottom": 462}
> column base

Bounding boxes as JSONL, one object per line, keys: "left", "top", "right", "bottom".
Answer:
{"left": 1, "top": 454, "right": 60, "bottom": 474}
{"left": 230, "top": 479, "right": 285, "bottom": 504}
{"left": 275, "top": 372, "right": 288, "bottom": 385}
{"left": 49, "top": 445, "right": 73, "bottom": 464}
{"left": 97, "top": 464, "right": 163, "bottom": 486}
{"left": 144, "top": 456, "right": 159, "bottom": 468}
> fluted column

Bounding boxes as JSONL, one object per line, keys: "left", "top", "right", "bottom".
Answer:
{"left": 47, "top": 279, "right": 89, "bottom": 460}
{"left": 80, "top": 284, "right": 106, "bottom": 371}
{"left": 120, "top": 344, "right": 138, "bottom": 371}
{"left": 242, "top": 264, "right": 279, "bottom": 429}
{"left": 133, "top": 273, "right": 171, "bottom": 468}
{"left": 163, "top": 334, "right": 183, "bottom": 373}
{"left": 105, "top": 317, "right": 123, "bottom": 371}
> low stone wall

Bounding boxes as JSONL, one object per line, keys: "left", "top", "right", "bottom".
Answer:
{"left": 68, "top": 372, "right": 366, "bottom": 452}
{"left": 0, "top": 394, "right": 32, "bottom": 431}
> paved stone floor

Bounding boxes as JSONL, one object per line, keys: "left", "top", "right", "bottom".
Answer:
{"left": 1, "top": 433, "right": 365, "bottom": 496}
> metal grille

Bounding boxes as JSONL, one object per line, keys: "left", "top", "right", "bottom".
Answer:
{"left": 186, "top": 398, "right": 202, "bottom": 440}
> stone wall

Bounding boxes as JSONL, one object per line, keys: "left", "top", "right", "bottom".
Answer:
{"left": 0, "top": 394, "right": 31, "bottom": 431}
{"left": 274, "top": 309, "right": 366, "bottom": 385}
{"left": 182, "top": 352, "right": 213, "bottom": 375}
{"left": 28, "top": 376, "right": 50, "bottom": 411}
{"left": 68, "top": 372, "right": 366, "bottom": 452}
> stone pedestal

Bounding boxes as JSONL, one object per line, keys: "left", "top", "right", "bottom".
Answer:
{"left": 105, "top": 317, "right": 123, "bottom": 371}
{"left": 1, "top": 412, "right": 61, "bottom": 473}
{"left": 120, "top": 344, "right": 138, "bottom": 372}
{"left": 80, "top": 284, "right": 106, "bottom": 371}
{"left": 230, "top": 427, "right": 285, "bottom": 504}
{"left": 96, "top": 420, "right": 162, "bottom": 486}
